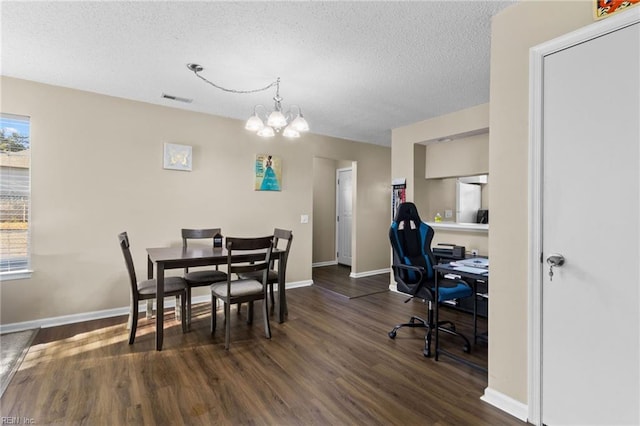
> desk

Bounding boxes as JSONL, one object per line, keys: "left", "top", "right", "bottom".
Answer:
{"left": 433, "top": 262, "right": 488, "bottom": 372}
{"left": 146, "top": 246, "right": 285, "bottom": 351}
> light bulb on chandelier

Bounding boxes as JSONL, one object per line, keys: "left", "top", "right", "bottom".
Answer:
{"left": 187, "top": 64, "right": 309, "bottom": 138}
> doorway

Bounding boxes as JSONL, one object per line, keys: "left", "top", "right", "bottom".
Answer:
{"left": 336, "top": 167, "right": 353, "bottom": 266}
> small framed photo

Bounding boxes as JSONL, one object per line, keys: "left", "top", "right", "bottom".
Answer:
{"left": 163, "top": 143, "right": 192, "bottom": 171}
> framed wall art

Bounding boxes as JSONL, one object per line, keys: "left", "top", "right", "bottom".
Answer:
{"left": 595, "top": 0, "right": 639, "bottom": 19}
{"left": 163, "top": 143, "right": 192, "bottom": 171}
{"left": 255, "top": 154, "right": 281, "bottom": 191}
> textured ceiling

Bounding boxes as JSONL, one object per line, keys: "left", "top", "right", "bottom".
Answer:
{"left": 1, "top": 1, "right": 515, "bottom": 147}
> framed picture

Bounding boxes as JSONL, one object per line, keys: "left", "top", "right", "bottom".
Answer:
{"left": 594, "top": 0, "right": 639, "bottom": 19}
{"left": 163, "top": 143, "right": 192, "bottom": 171}
{"left": 255, "top": 154, "right": 282, "bottom": 191}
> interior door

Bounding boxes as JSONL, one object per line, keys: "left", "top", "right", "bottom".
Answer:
{"left": 336, "top": 168, "right": 352, "bottom": 266}
{"left": 540, "top": 21, "right": 639, "bottom": 425}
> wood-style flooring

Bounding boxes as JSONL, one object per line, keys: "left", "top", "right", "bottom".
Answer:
{"left": 0, "top": 266, "right": 523, "bottom": 425}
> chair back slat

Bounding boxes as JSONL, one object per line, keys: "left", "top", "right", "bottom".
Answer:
{"left": 181, "top": 228, "right": 221, "bottom": 247}
{"left": 226, "top": 236, "right": 273, "bottom": 279}
{"left": 182, "top": 228, "right": 222, "bottom": 273}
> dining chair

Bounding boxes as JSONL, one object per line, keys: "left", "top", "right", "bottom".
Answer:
{"left": 118, "top": 231, "right": 187, "bottom": 344}
{"left": 181, "top": 228, "right": 228, "bottom": 329}
{"left": 238, "top": 228, "right": 293, "bottom": 315}
{"left": 210, "top": 236, "right": 273, "bottom": 350}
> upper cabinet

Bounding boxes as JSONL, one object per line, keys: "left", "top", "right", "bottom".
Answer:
{"left": 425, "top": 132, "right": 489, "bottom": 179}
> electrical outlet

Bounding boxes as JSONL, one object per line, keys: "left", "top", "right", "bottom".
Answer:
{"left": 471, "top": 249, "right": 479, "bottom": 256}
{"left": 445, "top": 209, "right": 453, "bottom": 218}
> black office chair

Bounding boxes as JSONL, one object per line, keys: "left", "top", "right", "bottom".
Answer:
{"left": 388, "top": 202, "right": 472, "bottom": 357}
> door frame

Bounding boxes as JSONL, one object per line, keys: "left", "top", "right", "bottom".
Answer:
{"left": 335, "top": 167, "right": 352, "bottom": 266}
{"left": 527, "top": 9, "right": 640, "bottom": 425}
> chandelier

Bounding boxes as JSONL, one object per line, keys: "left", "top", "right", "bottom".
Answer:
{"left": 187, "top": 64, "right": 309, "bottom": 138}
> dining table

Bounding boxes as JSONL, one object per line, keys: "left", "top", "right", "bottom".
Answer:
{"left": 146, "top": 245, "right": 285, "bottom": 351}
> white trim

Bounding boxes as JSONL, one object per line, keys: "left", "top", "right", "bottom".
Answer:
{"left": 0, "top": 281, "right": 313, "bottom": 334}
{"left": 527, "top": 9, "right": 640, "bottom": 425}
{"left": 481, "top": 387, "right": 528, "bottom": 423}
{"left": 0, "top": 270, "right": 33, "bottom": 281}
{"left": 0, "top": 305, "right": 131, "bottom": 334}
{"left": 349, "top": 268, "right": 390, "bottom": 278}
{"left": 284, "top": 280, "right": 313, "bottom": 289}
{"left": 312, "top": 260, "right": 338, "bottom": 268}
{"left": 425, "top": 222, "right": 488, "bottom": 233}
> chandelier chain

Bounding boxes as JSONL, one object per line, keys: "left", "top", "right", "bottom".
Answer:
{"left": 191, "top": 67, "right": 279, "bottom": 95}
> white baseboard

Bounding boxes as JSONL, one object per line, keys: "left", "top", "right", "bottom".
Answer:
{"left": 286, "top": 279, "right": 313, "bottom": 289}
{"left": 312, "top": 260, "right": 338, "bottom": 267}
{"left": 481, "top": 387, "right": 529, "bottom": 423}
{"left": 349, "top": 268, "right": 390, "bottom": 278}
{"left": 0, "top": 282, "right": 312, "bottom": 334}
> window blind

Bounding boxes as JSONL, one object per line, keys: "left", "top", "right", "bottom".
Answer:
{"left": 0, "top": 113, "right": 31, "bottom": 276}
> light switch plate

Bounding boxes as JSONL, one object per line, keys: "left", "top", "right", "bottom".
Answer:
{"left": 301, "top": 214, "right": 309, "bottom": 224}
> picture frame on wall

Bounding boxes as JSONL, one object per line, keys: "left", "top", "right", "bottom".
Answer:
{"left": 594, "top": 0, "right": 639, "bottom": 19}
{"left": 163, "top": 143, "right": 192, "bottom": 171}
{"left": 255, "top": 154, "right": 282, "bottom": 191}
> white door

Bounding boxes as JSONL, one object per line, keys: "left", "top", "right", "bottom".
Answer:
{"left": 532, "top": 14, "right": 639, "bottom": 425}
{"left": 336, "top": 168, "right": 352, "bottom": 266}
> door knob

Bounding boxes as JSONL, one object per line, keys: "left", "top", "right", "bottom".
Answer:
{"left": 546, "top": 253, "right": 565, "bottom": 282}
{"left": 546, "top": 254, "right": 565, "bottom": 267}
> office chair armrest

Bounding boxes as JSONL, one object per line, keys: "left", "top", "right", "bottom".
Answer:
{"left": 392, "top": 263, "right": 428, "bottom": 300}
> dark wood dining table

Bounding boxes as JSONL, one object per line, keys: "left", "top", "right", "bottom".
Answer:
{"left": 146, "top": 245, "right": 286, "bottom": 351}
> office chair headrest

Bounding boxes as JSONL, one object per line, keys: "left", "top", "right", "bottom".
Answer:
{"left": 394, "top": 202, "right": 422, "bottom": 225}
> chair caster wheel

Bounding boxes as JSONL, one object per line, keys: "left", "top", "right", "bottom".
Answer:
{"left": 388, "top": 330, "right": 397, "bottom": 339}
{"left": 423, "top": 349, "right": 431, "bottom": 358}
{"left": 463, "top": 344, "right": 470, "bottom": 353}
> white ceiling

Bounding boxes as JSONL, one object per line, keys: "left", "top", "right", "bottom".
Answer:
{"left": 1, "top": 1, "right": 515, "bottom": 147}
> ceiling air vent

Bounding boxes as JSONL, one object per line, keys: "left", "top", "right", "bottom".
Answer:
{"left": 161, "top": 93, "right": 193, "bottom": 103}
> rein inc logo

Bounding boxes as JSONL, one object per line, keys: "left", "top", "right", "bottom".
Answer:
{"left": 1, "top": 418, "right": 35, "bottom": 424}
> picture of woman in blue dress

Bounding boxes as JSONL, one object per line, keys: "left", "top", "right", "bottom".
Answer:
{"left": 256, "top": 154, "right": 281, "bottom": 191}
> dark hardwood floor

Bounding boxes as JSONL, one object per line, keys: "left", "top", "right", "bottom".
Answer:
{"left": 0, "top": 266, "right": 522, "bottom": 425}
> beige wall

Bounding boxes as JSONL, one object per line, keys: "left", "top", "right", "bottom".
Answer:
{"left": 393, "top": 103, "right": 490, "bottom": 258}
{"left": 488, "top": 0, "right": 592, "bottom": 404}
{"left": 312, "top": 157, "right": 337, "bottom": 263}
{"left": 425, "top": 133, "right": 489, "bottom": 179}
{"left": 0, "top": 76, "right": 391, "bottom": 325}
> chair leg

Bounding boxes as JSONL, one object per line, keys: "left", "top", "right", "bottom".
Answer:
{"left": 175, "top": 295, "right": 181, "bottom": 321}
{"left": 247, "top": 302, "right": 254, "bottom": 324}
{"left": 180, "top": 291, "right": 187, "bottom": 334}
{"left": 210, "top": 295, "right": 217, "bottom": 335}
{"left": 263, "top": 298, "right": 271, "bottom": 339}
{"left": 423, "top": 327, "right": 433, "bottom": 357}
{"left": 224, "top": 300, "right": 231, "bottom": 350}
{"left": 146, "top": 300, "right": 153, "bottom": 319}
{"left": 269, "top": 283, "right": 275, "bottom": 314}
{"left": 186, "top": 287, "right": 191, "bottom": 328}
{"left": 129, "top": 302, "right": 139, "bottom": 345}
{"left": 387, "top": 316, "right": 429, "bottom": 338}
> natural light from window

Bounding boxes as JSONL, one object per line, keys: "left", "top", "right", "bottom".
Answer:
{"left": 0, "top": 113, "right": 31, "bottom": 279}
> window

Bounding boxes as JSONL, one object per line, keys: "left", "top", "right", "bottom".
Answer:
{"left": 0, "top": 114, "right": 31, "bottom": 279}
